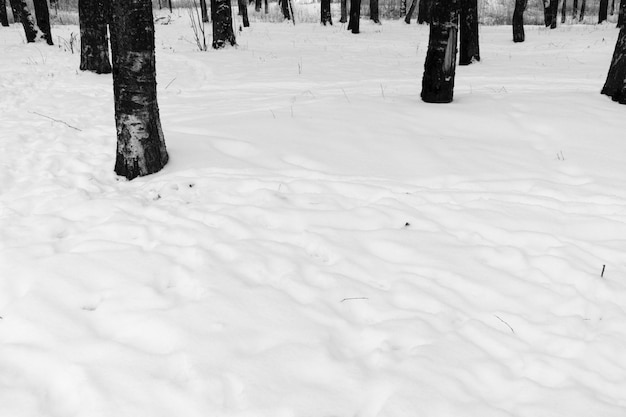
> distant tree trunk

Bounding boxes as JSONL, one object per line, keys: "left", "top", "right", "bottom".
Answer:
{"left": 618, "top": 0, "right": 626, "bottom": 27}
{"left": 544, "top": 0, "right": 558, "bottom": 27}
{"left": 110, "top": 0, "right": 168, "bottom": 180}
{"left": 211, "top": 0, "right": 236, "bottom": 47}
{"left": 421, "top": 0, "right": 461, "bottom": 103}
{"left": 561, "top": 0, "right": 566, "bottom": 22}
{"left": 1, "top": 0, "right": 9, "bottom": 26}
{"left": 611, "top": 0, "right": 616, "bottom": 14}
{"left": 238, "top": 0, "right": 249, "bottom": 26}
{"left": 33, "top": 0, "right": 52, "bottom": 44}
{"left": 321, "top": 0, "right": 332, "bottom": 25}
{"left": 512, "top": 0, "right": 526, "bottom": 42}
{"left": 459, "top": 0, "right": 479, "bottom": 65}
{"left": 579, "top": 0, "right": 586, "bottom": 21}
{"left": 347, "top": 0, "right": 360, "bottom": 33}
{"left": 601, "top": 26, "right": 626, "bottom": 103}
{"left": 254, "top": 0, "right": 260, "bottom": 12}
{"left": 400, "top": 0, "right": 406, "bottom": 16}
{"left": 79, "top": 0, "right": 111, "bottom": 73}
{"left": 14, "top": 0, "right": 37, "bottom": 42}
{"left": 264, "top": 0, "right": 268, "bottom": 14}
{"left": 200, "top": 0, "right": 208, "bottom": 22}
{"left": 572, "top": 0, "right": 578, "bottom": 18}
{"left": 405, "top": 0, "right": 418, "bottom": 23}
{"left": 9, "top": 0, "right": 20, "bottom": 22}
{"left": 418, "top": 0, "right": 433, "bottom": 23}
{"left": 280, "top": 0, "right": 290, "bottom": 19}
{"left": 168, "top": 0, "right": 172, "bottom": 12}
{"left": 340, "top": 0, "right": 347, "bottom": 22}
{"left": 370, "top": 0, "right": 379, "bottom": 23}
{"left": 599, "top": 0, "right": 609, "bottom": 22}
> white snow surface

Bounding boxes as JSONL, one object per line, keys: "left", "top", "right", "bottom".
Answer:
{"left": 2, "top": 17, "right": 626, "bottom": 417}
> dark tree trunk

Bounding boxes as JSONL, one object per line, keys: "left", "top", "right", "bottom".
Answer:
{"left": 400, "top": 0, "right": 406, "bottom": 16}
{"left": 544, "top": 0, "right": 558, "bottom": 27}
{"left": 618, "top": 0, "right": 626, "bottom": 27}
{"left": 459, "top": 0, "right": 479, "bottom": 65}
{"left": 404, "top": 0, "right": 418, "bottom": 23}
{"left": 211, "top": 0, "right": 236, "bottom": 48}
{"left": 512, "top": 0, "right": 526, "bottom": 42}
{"left": 340, "top": 0, "right": 347, "bottom": 23}
{"left": 321, "top": 0, "right": 332, "bottom": 25}
{"left": 33, "top": 0, "right": 52, "bottom": 44}
{"left": 200, "top": 0, "right": 209, "bottom": 22}
{"left": 418, "top": 0, "right": 433, "bottom": 23}
{"left": 561, "top": 0, "right": 566, "bottom": 23}
{"left": 264, "top": 0, "right": 268, "bottom": 14}
{"left": 601, "top": 26, "right": 626, "bottom": 103}
{"left": 79, "top": 0, "right": 111, "bottom": 73}
{"left": 9, "top": 0, "right": 20, "bottom": 23}
{"left": 168, "top": 0, "right": 172, "bottom": 12}
{"left": 421, "top": 0, "right": 461, "bottom": 103}
{"left": 14, "top": 0, "right": 37, "bottom": 42}
{"left": 281, "top": 0, "right": 290, "bottom": 19}
{"left": 110, "top": 0, "right": 168, "bottom": 180}
{"left": 572, "top": 0, "right": 578, "bottom": 19}
{"left": 370, "top": 0, "right": 379, "bottom": 23}
{"left": 599, "top": 0, "right": 609, "bottom": 22}
{"left": 254, "top": 0, "right": 260, "bottom": 12}
{"left": 238, "top": 0, "right": 249, "bottom": 26}
{"left": 1, "top": 0, "right": 9, "bottom": 26}
{"left": 579, "top": 0, "right": 586, "bottom": 21}
{"left": 611, "top": 0, "right": 616, "bottom": 14}
{"left": 347, "top": 0, "right": 361, "bottom": 33}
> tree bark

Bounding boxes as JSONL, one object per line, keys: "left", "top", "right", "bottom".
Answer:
{"left": 370, "top": 0, "right": 379, "bottom": 23}
{"left": 264, "top": 0, "right": 268, "bottom": 14}
{"left": 572, "top": 0, "right": 578, "bottom": 19}
{"left": 599, "top": 0, "right": 609, "bottom": 23}
{"left": 544, "top": 0, "right": 558, "bottom": 27}
{"left": 459, "top": 0, "right": 479, "bottom": 65}
{"left": 79, "top": 0, "right": 111, "bottom": 73}
{"left": 579, "top": 0, "right": 586, "bottom": 21}
{"left": 110, "top": 0, "right": 168, "bottom": 180}
{"left": 200, "top": 0, "right": 209, "bottom": 22}
{"left": 421, "top": 0, "right": 460, "bottom": 103}
{"left": 340, "top": 0, "right": 347, "bottom": 23}
{"left": 211, "top": 0, "right": 236, "bottom": 48}
{"left": 512, "top": 0, "right": 526, "bottom": 42}
{"left": 9, "top": 0, "right": 20, "bottom": 23}
{"left": 238, "top": 0, "right": 249, "bottom": 26}
{"left": 418, "top": 0, "right": 433, "bottom": 23}
{"left": 601, "top": 26, "right": 626, "bottom": 103}
{"left": 611, "top": 0, "right": 616, "bottom": 14}
{"left": 33, "top": 0, "right": 52, "bottom": 44}
{"left": 321, "top": 0, "right": 332, "bottom": 25}
{"left": 14, "top": 0, "right": 37, "bottom": 42}
{"left": 561, "top": 0, "right": 567, "bottom": 23}
{"left": 405, "top": 0, "right": 418, "bottom": 23}
{"left": 347, "top": 0, "right": 361, "bottom": 33}
{"left": 254, "top": 0, "right": 260, "bottom": 12}
{"left": 1, "top": 0, "right": 9, "bottom": 26}
{"left": 280, "top": 0, "right": 290, "bottom": 19}
{"left": 618, "top": 0, "right": 626, "bottom": 27}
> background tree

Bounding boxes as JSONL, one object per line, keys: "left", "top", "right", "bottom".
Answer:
{"left": 1, "top": 0, "right": 9, "bottom": 26}
{"left": 280, "top": 0, "right": 290, "bottom": 20}
{"left": 14, "top": 0, "right": 38, "bottom": 42}
{"left": 110, "top": 0, "right": 168, "bottom": 180}
{"left": 561, "top": 0, "right": 567, "bottom": 23}
{"left": 512, "top": 0, "right": 526, "bottom": 42}
{"left": 421, "top": 0, "right": 461, "bottom": 103}
{"left": 618, "top": 0, "right": 625, "bottom": 27}
{"left": 238, "top": 0, "right": 249, "bottom": 27}
{"left": 544, "top": 0, "right": 558, "bottom": 28}
{"left": 601, "top": 26, "right": 626, "bottom": 103}
{"left": 404, "top": 0, "right": 418, "bottom": 23}
{"left": 573, "top": 0, "right": 578, "bottom": 19}
{"left": 459, "top": 0, "right": 479, "bottom": 65}
{"left": 370, "top": 0, "right": 380, "bottom": 23}
{"left": 340, "top": 0, "right": 347, "bottom": 23}
{"left": 321, "top": 0, "right": 332, "bottom": 25}
{"left": 200, "top": 0, "right": 208, "bottom": 23}
{"left": 599, "top": 0, "right": 609, "bottom": 22}
{"left": 9, "top": 0, "right": 20, "bottom": 23}
{"left": 79, "top": 0, "right": 111, "bottom": 73}
{"left": 347, "top": 0, "right": 361, "bottom": 33}
{"left": 254, "top": 0, "right": 260, "bottom": 12}
{"left": 418, "top": 0, "right": 433, "bottom": 23}
{"left": 211, "top": 0, "right": 236, "bottom": 48}
{"left": 579, "top": 0, "right": 586, "bottom": 21}
{"left": 33, "top": 0, "right": 52, "bottom": 44}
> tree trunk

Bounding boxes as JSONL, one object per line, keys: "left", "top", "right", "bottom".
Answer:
{"left": 347, "top": 0, "right": 361, "bottom": 33}
{"left": 211, "top": 0, "right": 236, "bottom": 48}
{"left": 421, "top": 0, "right": 460, "bottom": 103}
{"left": 79, "top": 0, "right": 111, "bottom": 73}
{"left": 110, "top": 0, "right": 168, "bottom": 180}
{"left": 611, "top": 0, "right": 616, "bottom": 14}
{"left": 400, "top": 0, "right": 406, "bottom": 16}
{"left": 572, "top": 0, "right": 578, "bottom": 19}
{"left": 405, "top": 0, "right": 418, "bottom": 23}
{"left": 418, "top": 0, "right": 433, "bottom": 23}
{"left": 601, "top": 26, "right": 626, "bottom": 103}
{"left": 321, "top": 0, "right": 332, "bottom": 25}
{"left": 544, "top": 0, "right": 558, "bottom": 27}
{"left": 1, "top": 0, "right": 9, "bottom": 26}
{"left": 618, "top": 0, "right": 626, "bottom": 27}
{"left": 579, "top": 0, "right": 586, "bottom": 21}
{"left": 459, "top": 0, "right": 479, "bottom": 65}
{"left": 281, "top": 0, "right": 290, "bottom": 19}
{"left": 168, "top": 0, "right": 172, "bottom": 12}
{"left": 33, "top": 0, "right": 52, "bottom": 44}
{"left": 340, "top": 0, "right": 347, "bottom": 23}
{"left": 512, "top": 0, "right": 526, "bottom": 42}
{"left": 200, "top": 0, "right": 209, "bottom": 22}
{"left": 238, "top": 0, "right": 249, "bottom": 26}
{"left": 254, "top": 0, "right": 260, "bottom": 12}
{"left": 561, "top": 0, "right": 566, "bottom": 23}
{"left": 9, "top": 0, "right": 20, "bottom": 23}
{"left": 370, "top": 0, "right": 379, "bottom": 23}
{"left": 264, "top": 0, "right": 268, "bottom": 14}
{"left": 599, "top": 0, "right": 609, "bottom": 22}
{"left": 14, "top": 0, "right": 37, "bottom": 42}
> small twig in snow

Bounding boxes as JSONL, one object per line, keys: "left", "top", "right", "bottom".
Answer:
{"left": 341, "top": 88, "right": 351, "bottom": 103}
{"left": 601, "top": 264, "right": 606, "bottom": 278}
{"left": 341, "top": 297, "right": 369, "bottom": 303}
{"left": 165, "top": 77, "right": 177, "bottom": 89}
{"left": 380, "top": 83, "right": 386, "bottom": 99}
{"left": 494, "top": 315, "right": 515, "bottom": 334}
{"left": 29, "top": 111, "right": 82, "bottom": 131}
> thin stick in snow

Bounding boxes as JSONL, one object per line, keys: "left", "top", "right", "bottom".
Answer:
{"left": 494, "top": 315, "right": 515, "bottom": 334}
{"left": 601, "top": 264, "right": 606, "bottom": 278}
{"left": 29, "top": 111, "right": 82, "bottom": 131}
{"left": 341, "top": 297, "right": 369, "bottom": 302}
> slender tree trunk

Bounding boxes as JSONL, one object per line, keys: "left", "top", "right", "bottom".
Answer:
{"left": 33, "top": 0, "right": 52, "bottom": 44}
{"left": 544, "top": 0, "right": 558, "bottom": 27}
{"left": 572, "top": 0, "right": 578, "bottom": 19}
{"left": 264, "top": 0, "right": 268, "bottom": 14}
{"left": 370, "top": 0, "right": 379, "bottom": 23}
{"left": 168, "top": 0, "right": 172, "bottom": 12}
{"left": 79, "top": 0, "right": 111, "bottom": 73}
{"left": 347, "top": 0, "right": 361, "bottom": 33}
{"left": 211, "top": 0, "right": 236, "bottom": 48}
{"left": 9, "top": 0, "right": 20, "bottom": 22}
{"left": 418, "top": 0, "right": 433, "bottom": 24}
{"left": 601, "top": 26, "right": 626, "bottom": 103}
{"left": 321, "top": 0, "right": 332, "bottom": 25}
{"left": 459, "top": 0, "right": 479, "bottom": 65}
{"left": 238, "top": 0, "right": 249, "bottom": 26}
{"left": 618, "top": 0, "right": 626, "bottom": 27}
{"left": 421, "top": 0, "right": 461, "bottom": 103}
{"left": 200, "top": 0, "right": 208, "bottom": 22}
{"left": 1, "top": 0, "right": 9, "bottom": 26}
{"left": 599, "top": 0, "right": 609, "bottom": 22}
{"left": 400, "top": 0, "right": 406, "bottom": 16}
{"left": 340, "top": 0, "right": 347, "bottom": 22}
{"left": 513, "top": 0, "right": 526, "bottom": 42}
{"left": 405, "top": 0, "right": 418, "bottom": 23}
{"left": 254, "top": 0, "right": 260, "bottom": 12}
{"left": 281, "top": 0, "right": 290, "bottom": 19}
{"left": 611, "top": 0, "right": 616, "bottom": 14}
{"left": 579, "top": 0, "right": 586, "bottom": 21}
{"left": 14, "top": 0, "right": 38, "bottom": 42}
{"left": 561, "top": 0, "right": 566, "bottom": 23}
{"left": 110, "top": 0, "right": 168, "bottom": 180}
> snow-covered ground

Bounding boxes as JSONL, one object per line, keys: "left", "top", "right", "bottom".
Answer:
{"left": 1, "top": 16, "right": 626, "bottom": 417}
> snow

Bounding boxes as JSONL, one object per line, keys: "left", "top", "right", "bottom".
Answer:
{"left": 2, "top": 15, "right": 626, "bottom": 417}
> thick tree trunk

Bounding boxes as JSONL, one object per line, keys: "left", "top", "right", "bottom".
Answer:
{"left": 347, "top": 0, "right": 361, "bottom": 33}
{"left": 544, "top": 0, "right": 558, "bottom": 27}
{"left": 340, "top": 0, "right": 347, "bottom": 22}
{"left": 33, "top": 0, "right": 52, "bottom": 44}
{"left": 370, "top": 0, "right": 379, "bottom": 23}
{"left": 601, "top": 26, "right": 626, "bottom": 103}
{"left": 459, "top": 0, "right": 479, "bottom": 65}
{"left": 200, "top": 0, "right": 209, "bottom": 22}
{"left": 1, "top": 0, "right": 9, "bottom": 26}
{"left": 599, "top": 0, "right": 609, "bottom": 22}
{"left": 618, "top": 0, "right": 626, "bottom": 27}
{"left": 14, "top": 0, "right": 37, "bottom": 42}
{"left": 421, "top": 0, "right": 461, "bottom": 103}
{"left": 404, "top": 0, "right": 418, "bottom": 23}
{"left": 238, "top": 0, "right": 249, "bottom": 26}
{"left": 79, "top": 0, "right": 111, "bottom": 73}
{"left": 281, "top": 0, "right": 290, "bottom": 19}
{"left": 572, "top": 0, "right": 578, "bottom": 19}
{"left": 512, "top": 0, "right": 526, "bottom": 42}
{"left": 321, "top": 0, "right": 332, "bottom": 25}
{"left": 9, "top": 0, "right": 20, "bottom": 23}
{"left": 110, "top": 0, "right": 168, "bottom": 180}
{"left": 211, "top": 0, "right": 236, "bottom": 48}
{"left": 561, "top": 0, "right": 566, "bottom": 23}
{"left": 418, "top": 0, "right": 433, "bottom": 23}
{"left": 579, "top": 0, "right": 586, "bottom": 21}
